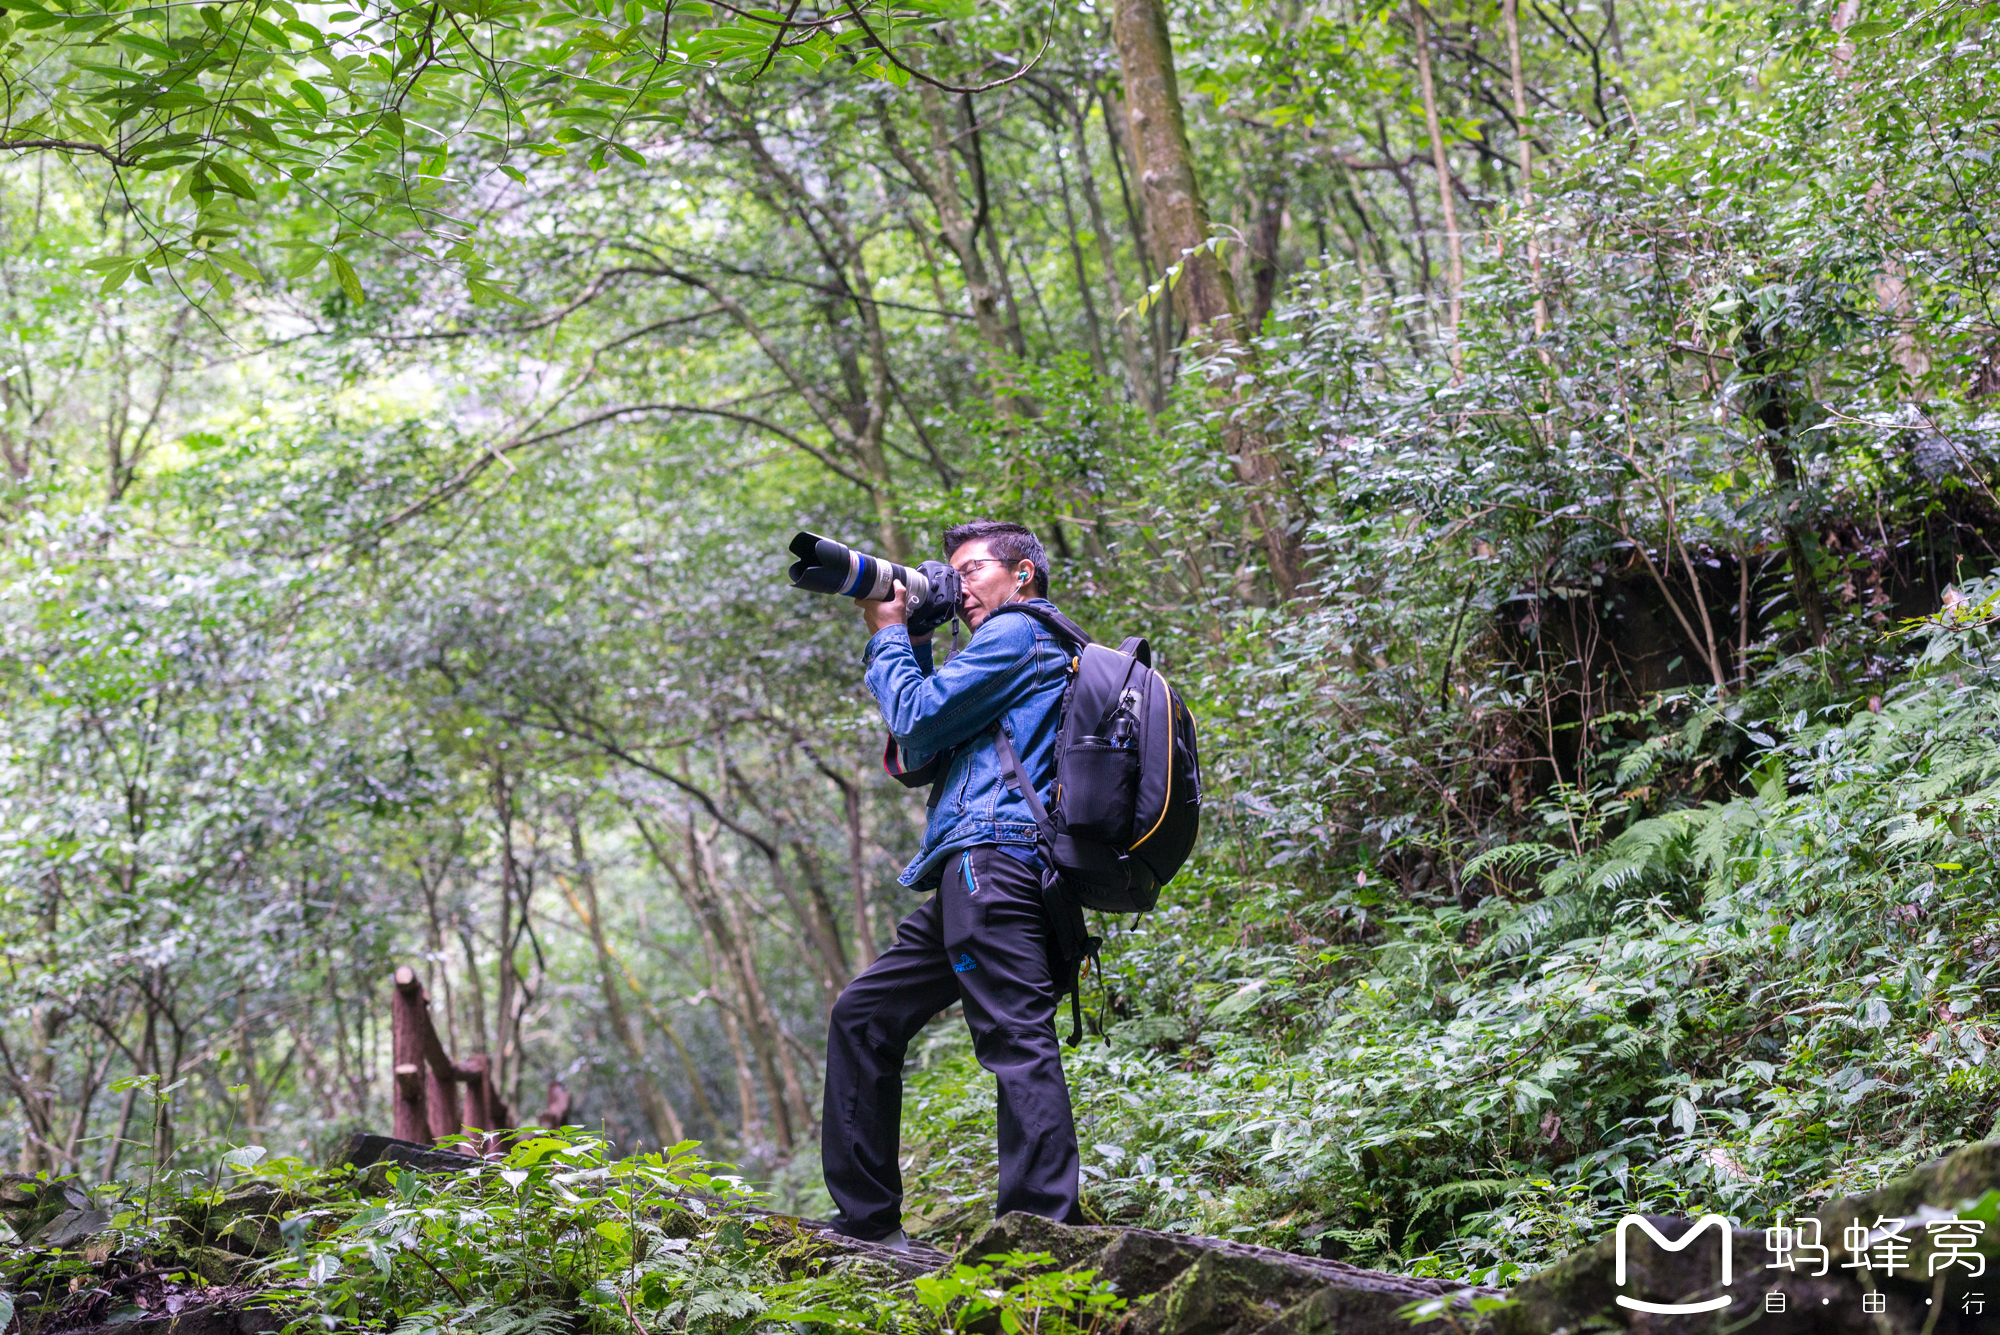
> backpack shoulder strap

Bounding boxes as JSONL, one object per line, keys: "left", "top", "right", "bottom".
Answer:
{"left": 985, "top": 600, "right": 1094, "bottom": 651}
{"left": 993, "top": 724, "right": 1057, "bottom": 845}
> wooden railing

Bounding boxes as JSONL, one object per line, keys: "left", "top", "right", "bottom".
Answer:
{"left": 390, "top": 965, "right": 570, "bottom": 1154}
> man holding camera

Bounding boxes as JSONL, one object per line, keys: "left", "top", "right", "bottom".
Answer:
{"left": 821, "top": 519, "right": 1082, "bottom": 1247}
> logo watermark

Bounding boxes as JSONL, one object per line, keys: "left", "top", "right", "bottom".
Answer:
{"left": 1614, "top": 1214, "right": 1733, "bottom": 1315}
{"left": 1611, "top": 1209, "right": 1992, "bottom": 1320}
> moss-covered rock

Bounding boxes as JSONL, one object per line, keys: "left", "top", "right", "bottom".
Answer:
{"left": 1250, "top": 1280, "right": 1466, "bottom": 1335}
{"left": 1123, "top": 1249, "right": 1326, "bottom": 1335}
{"left": 925, "top": 1215, "right": 1478, "bottom": 1335}
{"left": 185, "top": 1244, "right": 253, "bottom": 1285}
{"left": 958, "top": 1211, "right": 1123, "bottom": 1271}
{"left": 1096, "top": 1230, "right": 1207, "bottom": 1297}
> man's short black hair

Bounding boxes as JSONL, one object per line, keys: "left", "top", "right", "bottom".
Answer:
{"left": 944, "top": 520, "right": 1049, "bottom": 598}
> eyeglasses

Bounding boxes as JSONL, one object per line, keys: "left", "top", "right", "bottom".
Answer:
{"left": 952, "top": 557, "right": 1014, "bottom": 578}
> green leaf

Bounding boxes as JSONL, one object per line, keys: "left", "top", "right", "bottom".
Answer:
{"left": 328, "top": 252, "right": 363, "bottom": 302}
{"left": 88, "top": 256, "right": 140, "bottom": 293}
{"left": 203, "top": 159, "right": 257, "bottom": 199}
{"left": 76, "top": 62, "right": 152, "bottom": 81}
{"left": 862, "top": 59, "right": 910, "bottom": 88}
{"left": 466, "top": 277, "right": 529, "bottom": 307}
{"left": 149, "top": 89, "right": 212, "bottom": 112}
{"left": 209, "top": 249, "right": 260, "bottom": 282}
{"left": 288, "top": 79, "right": 327, "bottom": 115}
{"left": 282, "top": 245, "right": 326, "bottom": 278}
{"left": 109, "top": 31, "right": 174, "bottom": 57}
{"left": 228, "top": 105, "right": 283, "bottom": 145}
{"left": 220, "top": 1144, "right": 268, "bottom": 1170}
{"left": 1210, "top": 979, "right": 1266, "bottom": 1018}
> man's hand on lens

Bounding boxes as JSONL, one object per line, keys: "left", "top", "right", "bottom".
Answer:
{"left": 858, "top": 580, "right": 930, "bottom": 642}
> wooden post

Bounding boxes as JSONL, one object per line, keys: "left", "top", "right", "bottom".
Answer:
{"left": 390, "top": 974, "right": 429, "bottom": 1142}
{"left": 539, "top": 1081, "right": 572, "bottom": 1129}
{"left": 389, "top": 964, "right": 522, "bottom": 1156}
{"left": 425, "top": 1059, "right": 462, "bottom": 1144}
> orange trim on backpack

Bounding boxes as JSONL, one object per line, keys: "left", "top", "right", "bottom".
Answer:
{"left": 1129, "top": 671, "right": 1174, "bottom": 851}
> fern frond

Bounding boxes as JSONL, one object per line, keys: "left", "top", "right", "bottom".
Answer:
{"left": 1461, "top": 841, "right": 1567, "bottom": 881}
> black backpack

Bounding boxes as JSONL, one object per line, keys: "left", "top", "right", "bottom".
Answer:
{"left": 881, "top": 603, "right": 1203, "bottom": 1040}
{"left": 988, "top": 605, "right": 1202, "bottom": 1041}
{"left": 983, "top": 604, "right": 1202, "bottom": 912}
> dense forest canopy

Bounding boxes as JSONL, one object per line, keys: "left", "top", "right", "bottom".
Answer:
{"left": 2, "top": 0, "right": 1999, "bottom": 1281}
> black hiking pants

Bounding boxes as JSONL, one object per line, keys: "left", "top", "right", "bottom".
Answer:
{"left": 821, "top": 844, "right": 1081, "bottom": 1241}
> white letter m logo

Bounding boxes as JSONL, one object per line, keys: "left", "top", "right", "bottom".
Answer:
{"left": 1615, "top": 1214, "right": 1734, "bottom": 1314}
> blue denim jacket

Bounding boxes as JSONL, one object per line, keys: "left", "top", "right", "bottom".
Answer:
{"left": 862, "top": 599, "right": 1070, "bottom": 890}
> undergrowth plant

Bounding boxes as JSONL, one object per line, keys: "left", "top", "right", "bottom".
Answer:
{"left": 911, "top": 1252, "right": 1124, "bottom": 1335}
{"left": 2, "top": 1122, "right": 1128, "bottom": 1335}
{"left": 899, "top": 601, "right": 2000, "bottom": 1281}
{"left": 264, "top": 1130, "right": 776, "bottom": 1335}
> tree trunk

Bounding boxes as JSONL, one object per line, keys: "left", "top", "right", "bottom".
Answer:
{"left": 843, "top": 774, "right": 877, "bottom": 969}
{"left": 887, "top": 90, "right": 1019, "bottom": 367}
{"left": 456, "top": 917, "right": 490, "bottom": 1057}
{"left": 1108, "top": 0, "right": 1238, "bottom": 332}
{"left": 633, "top": 806, "right": 798, "bottom": 1151}
{"left": 1107, "top": 0, "right": 1302, "bottom": 597}
{"left": 689, "top": 829, "right": 793, "bottom": 1150}
{"left": 1070, "top": 96, "right": 1157, "bottom": 413}
{"left": 100, "top": 1002, "right": 152, "bottom": 1182}
{"left": 1051, "top": 132, "right": 1112, "bottom": 384}
{"left": 707, "top": 945, "right": 766, "bottom": 1151}
{"left": 16, "top": 1003, "right": 60, "bottom": 1174}
{"left": 490, "top": 757, "right": 518, "bottom": 1099}
{"left": 1099, "top": 86, "right": 1172, "bottom": 385}
{"left": 567, "top": 818, "right": 686, "bottom": 1149}
{"left": 1245, "top": 170, "right": 1287, "bottom": 337}
{"left": 718, "top": 758, "right": 852, "bottom": 1002}
{"left": 1410, "top": 0, "right": 1465, "bottom": 373}
{"left": 1740, "top": 328, "right": 1831, "bottom": 648}
{"left": 1504, "top": 0, "right": 1546, "bottom": 338}
{"left": 703, "top": 829, "right": 813, "bottom": 1142}
{"left": 17, "top": 879, "right": 65, "bottom": 1175}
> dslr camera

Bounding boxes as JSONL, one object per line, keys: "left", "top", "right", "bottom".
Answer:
{"left": 788, "top": 532, "right": 962, "bottom": 636}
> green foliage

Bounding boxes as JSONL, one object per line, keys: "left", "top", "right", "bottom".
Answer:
{"left": 911, "top": 1252, "right": 1123, "bottom": 1335}
{"left": 896, "top": 601, "right": 2000, "bottom": 1275}
{"left": 4, "top": 0, "right": 2000, "bottom": 1296}
{"left": 3, "top": 1126, "right": 1127, "bottom": 1335}
{"left": 0, "top": 0, "right": 1042, "bottom": 293}
{"left": 264, "top": 1130, "right": 769, "bottom": 1334}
